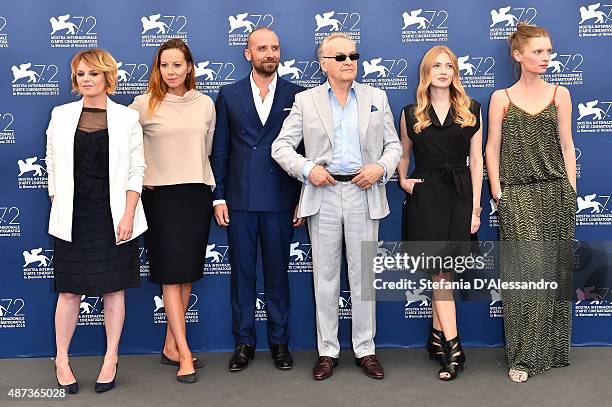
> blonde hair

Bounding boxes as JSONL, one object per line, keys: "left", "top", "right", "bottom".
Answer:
{"left": 413, "top": 46, "right": 476, "bottom": 134}
{"left": 317, "top": 33, "right": 355, "bottom": 62}
{"left": 508, "top": 22, "right": 551, "bottom": 77}
{"left": 70, "top": 48, "right": 118, "bottom": 95}
{"left": 146, "top": 38, "right": 196, "bottom": 117}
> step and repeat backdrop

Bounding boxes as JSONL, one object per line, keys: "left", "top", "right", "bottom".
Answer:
{"left": 1, "top": 0, "right": 611, "bottom": 357}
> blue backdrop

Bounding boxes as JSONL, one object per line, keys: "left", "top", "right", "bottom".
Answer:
{"left": 1, "top": 0, "right": 611, "bottom": 358}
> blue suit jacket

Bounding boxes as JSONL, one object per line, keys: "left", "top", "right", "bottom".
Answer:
{"left": 211, "top": 75, "right": 305, "bottom": 212}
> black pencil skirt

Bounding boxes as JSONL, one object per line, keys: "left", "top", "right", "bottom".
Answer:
{"left": 141, "top": 183, "right": 213, "bottom": 284}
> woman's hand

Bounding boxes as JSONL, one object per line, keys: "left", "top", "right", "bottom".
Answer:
{"left": 399, "top": 178, "right": 424, "bottom": 194}
{"left": 470, "top": 213, "right": 481, "bottom": 234}
{"left": 116, "top": 213, "right": 134, "bottom": 243}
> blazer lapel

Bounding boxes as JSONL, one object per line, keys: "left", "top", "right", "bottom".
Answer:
{"left": 313, "top": 85, "right": 334, "bottom": 147}
{"left": 239, "top": 78, "right": 264, "bottom": 130}
{"left": 106, "top": 97, "right": 120, "bottom": 177}
{"left": 355, "top": 82, "right": 371, "bottom": 148}
{"left": 64, "top": 99, "right": 83, "bottom": 175}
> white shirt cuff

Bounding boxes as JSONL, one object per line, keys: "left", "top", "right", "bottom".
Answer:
{"left": 212, "top": 199, "right": 226, "bottom": 206}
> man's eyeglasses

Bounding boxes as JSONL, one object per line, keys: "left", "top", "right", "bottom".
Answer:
{"left": 321, "top": 53, "right": 360, "bottom": 62}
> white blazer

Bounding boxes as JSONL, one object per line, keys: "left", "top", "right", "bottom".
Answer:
{"left": 45, "top": 97, "right": 147, "bottom": 243}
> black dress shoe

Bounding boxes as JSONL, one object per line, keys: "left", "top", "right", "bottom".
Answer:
{"left": 95, "top": 363, "right": 118, "bottom": 393}
{"left": 270, "top": 344, "right": 293, "bottom": 370}
{"left": 229, "top": 344, "right": 255, "bottom": 372}
{"left": 161, "top": 352, "right": 204, "bottom": 369}
{"left": 55, "top": 363, "right": 78, "bottom": 394}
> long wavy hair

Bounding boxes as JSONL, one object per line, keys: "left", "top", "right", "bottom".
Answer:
{"left": 413, "top": 46, "right": 476, "bottom": 133}
{"left": 146, "top": 38, "right": 196, "bottom": 116}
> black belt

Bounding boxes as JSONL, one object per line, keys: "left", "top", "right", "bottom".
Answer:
{"left": 330, "top": 174, "right": 358, "bottom": 182}
{"left": 414, "top": 163, "right": 469, "bottom": 199}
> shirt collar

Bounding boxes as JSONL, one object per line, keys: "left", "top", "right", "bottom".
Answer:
{"left": 325, "top": 80, "right": 357, "bottom": 97}
{"left": 250, "top": 71, "right": 277, "bottom": 95}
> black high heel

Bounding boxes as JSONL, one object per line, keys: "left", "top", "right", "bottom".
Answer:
{"left": 438, "top": 336, "right": 465, "bottom": 381}
{"left": 427, "top": 326, "right": 446, "bottom": 366}
{"left": 95, "top": 363, "right": 118, "bottom": 393}
{"left": 55, "top": 363, "right": 78, "bottom": 394}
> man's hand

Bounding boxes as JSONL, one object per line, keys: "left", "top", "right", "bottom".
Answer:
{"left": 214, "top": 203, "right": 230, "bottom": 227}
{"left": 292, "top": 205, "right": 305, "bottom": 227}
{"left": 308, "top": 165, "right": 336, "bottom": 187}
{"left": 352, "top": 163, "right": 384, "bottom": 189}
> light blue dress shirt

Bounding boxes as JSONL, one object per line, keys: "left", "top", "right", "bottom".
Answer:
{"left": 302, "top": 82, "right": 363, "bottom": 180}
{"left": 325, "top": 82, "right": 363, "bottom": 175}
{"left": 302, "top": 81, "right": 387, "bottom": 183}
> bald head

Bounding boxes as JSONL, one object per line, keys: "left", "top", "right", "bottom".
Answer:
{"left": 246, "top": 27, "right": 278, "bottom": 50}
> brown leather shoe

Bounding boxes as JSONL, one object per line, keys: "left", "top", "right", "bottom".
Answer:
{"left": 355, "top": 355, "right": 384, "bottom": 379}
{"left": 313, "top": 356, "right": 339, "bottom": 381}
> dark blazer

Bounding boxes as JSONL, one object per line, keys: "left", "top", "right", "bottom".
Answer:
{"left": 211, "top": 75, "right": 305, "bottom": 212}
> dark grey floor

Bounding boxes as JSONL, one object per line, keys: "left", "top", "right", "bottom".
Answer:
{"left": 0, "top": 347, "right": 610, "bottom": 407}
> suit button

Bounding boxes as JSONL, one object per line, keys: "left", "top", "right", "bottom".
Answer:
{"left": 269, "top": 169, "right": 274, "bottom": 173}
{"left": 252, "top": 146, "right": 257, "bottom": 151}
{"left": 241, "top": 129, "right": 246, "bottom": 134}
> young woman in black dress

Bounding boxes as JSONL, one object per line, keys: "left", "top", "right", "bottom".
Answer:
{"left": 397, "top": 45, "right": 483, "bottom": 380}
{"left": 47, "top": 49, "right": 146, "bottom": 393}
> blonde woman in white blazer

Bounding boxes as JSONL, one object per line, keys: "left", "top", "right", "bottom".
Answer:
{"left": 46, "top": 49, "right": 146, "bottom": 394}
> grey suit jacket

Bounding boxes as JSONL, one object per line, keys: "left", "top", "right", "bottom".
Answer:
{"left": 271, "top": 81, "right": 401, "bottom": 219}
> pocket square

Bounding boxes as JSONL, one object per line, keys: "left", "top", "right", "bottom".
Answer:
{"left": 283, "top": 107, "right": 292, "bottom": 111}
{"left": 370, "top": 105, "right": 379, "bottom": 112}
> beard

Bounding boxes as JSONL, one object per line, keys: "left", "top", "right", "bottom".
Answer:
{"left": 253, "top": 59, "right": 279, "bottom": 77}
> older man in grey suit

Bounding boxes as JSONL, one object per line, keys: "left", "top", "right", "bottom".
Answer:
{"left": 272, "top": 33, "right": 401, "bottom": 381}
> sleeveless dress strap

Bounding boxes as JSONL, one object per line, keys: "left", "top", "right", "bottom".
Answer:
{"left": 504, "top": 88, "right": 512, "bottom": 102}
{"left": 552, "top": 84, "right": 559, "bottom": 103}
{"left": 503, "top": 89, "right": 512, "bottom": 116}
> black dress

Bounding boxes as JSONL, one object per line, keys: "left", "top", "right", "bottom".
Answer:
{"left": 53, "top": 108, "right": 139, "bottom": 295}
{"left": 402, "top": 101, "right": 481, "bottom": 243}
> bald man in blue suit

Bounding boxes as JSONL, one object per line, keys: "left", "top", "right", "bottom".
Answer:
{"left": 211, "top": 27, "right": 305, "bottom": 372}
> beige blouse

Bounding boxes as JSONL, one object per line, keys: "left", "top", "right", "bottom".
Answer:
{"left": 129, "top": 89, "right": 216, "bottom": 187}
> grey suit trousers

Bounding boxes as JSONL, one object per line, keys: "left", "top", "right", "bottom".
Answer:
{"left": 307, "top": 181, "right": 378, "bottom": 358}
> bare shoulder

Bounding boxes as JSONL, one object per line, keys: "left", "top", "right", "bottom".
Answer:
{"left": 489, "top": 89, "right": 508, "bottom": 108}
{"left": 556, "top": 85, "right": 571, "bottom": 100}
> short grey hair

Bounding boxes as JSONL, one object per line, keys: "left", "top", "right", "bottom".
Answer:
{"left": 316, "top": 33, "right": 356, "bottom": 62}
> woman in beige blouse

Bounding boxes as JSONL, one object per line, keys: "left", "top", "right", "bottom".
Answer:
{"left": 130, "top": 38, "right": 215, "bottom": 384}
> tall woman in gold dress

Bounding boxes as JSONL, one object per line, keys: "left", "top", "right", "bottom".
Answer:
{"left": 486, "top": 23, "right": 576, "bottom": 383}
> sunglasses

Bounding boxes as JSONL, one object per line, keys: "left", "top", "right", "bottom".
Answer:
{"left": 322, "top": 52, "right": 360, "bottom": 62}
